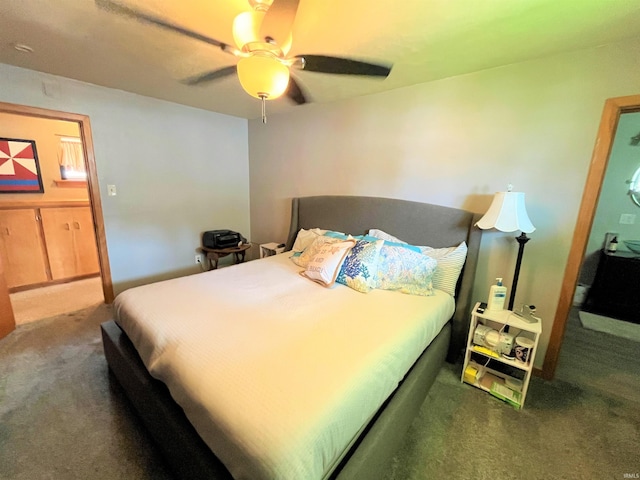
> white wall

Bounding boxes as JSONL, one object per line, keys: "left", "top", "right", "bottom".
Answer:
{"left": 248, "top": 37, "right": 640, "bottom": 368}
{"left": 0, "top": 63, "right": 250, "bottom": 294}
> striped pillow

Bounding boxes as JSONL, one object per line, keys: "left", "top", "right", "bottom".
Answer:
{"left": 421, "top": 242, "right": 468, "bottom": 296}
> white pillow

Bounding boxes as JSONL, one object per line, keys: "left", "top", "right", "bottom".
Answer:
{"left": 291, "top": 228, "right": 328, "bottom": 253}
{"left": 300, "top": 240, "right": 356, "bottom": 287}
{"left": 421, "top": 242, "right": 468, "bottom": 296}
{"left": 367, "top": 228, "right": 406, "bottom": 244}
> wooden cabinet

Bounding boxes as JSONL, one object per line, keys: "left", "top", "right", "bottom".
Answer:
{"left": 41, "top": 207, "right": 100, "bottom": 280}
{"left": 0, "top": 209, "right": 49, "bottom": 288}
{"left": 0, "top": 203, "right": 99, "bottom": 290}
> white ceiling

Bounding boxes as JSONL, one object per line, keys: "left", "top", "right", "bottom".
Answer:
{"left": 1, "top": 0, "right": 640, "bottom": 120}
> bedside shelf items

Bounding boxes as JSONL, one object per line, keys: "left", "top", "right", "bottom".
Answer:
{"left": 461, "top": 302, "right": 542, "bottom": 409}
{"left": 259, "top": 242, "right": 285, "bottom": 258}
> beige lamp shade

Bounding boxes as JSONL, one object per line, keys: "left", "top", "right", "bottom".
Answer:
{"left": 237, "top": 54, "right": 290, "bottom": 99}
{"left": 476, "top": 191, "right": 535, "bottom": 233}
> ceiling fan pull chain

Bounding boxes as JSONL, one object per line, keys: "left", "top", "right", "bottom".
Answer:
{"left": 260, "top": 94, "right": 267, "bottom": 124}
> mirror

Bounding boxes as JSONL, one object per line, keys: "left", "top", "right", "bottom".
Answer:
{"left": 628, "top": 165, "right": 640, "bottom": 207}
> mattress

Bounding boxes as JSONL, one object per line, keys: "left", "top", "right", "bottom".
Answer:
{"left": 114, "top": 253, "right": 454, "bottom": 480}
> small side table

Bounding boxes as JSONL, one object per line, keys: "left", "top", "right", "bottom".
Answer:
{"left": 259, "top": 242, "right": 285, "bottom": 258}
{"left": 461, "top": 302, "right": 542, "bottom": 409}
{"left": 201, "top": 244, "right": 251, "bottom": 270}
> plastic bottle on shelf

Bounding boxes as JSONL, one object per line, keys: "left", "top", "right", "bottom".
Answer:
{"left": 487, "top": 278, "right": 507, "bottom": 311}
{"left": 607, "top": 236, "right": 618, "bottom": 253}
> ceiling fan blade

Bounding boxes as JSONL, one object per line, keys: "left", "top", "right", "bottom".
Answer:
{"left": 182, "top": 66, "right": 237, "bottom": 86}
{"left": 259, "top": 0, "right": 300, "bottom": 47}
{"left": 286, "top": 75, "right": 308, "bottom": 105}
{"left": 95, "top": 0, "right": 230, "bottom": 50}
{"left": 294, "top": 55, "right": 392, "bottom": 77}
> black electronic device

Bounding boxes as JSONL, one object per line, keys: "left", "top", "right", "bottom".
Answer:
{"left": 202, "top": 230, "right": 247, "bottom": 249}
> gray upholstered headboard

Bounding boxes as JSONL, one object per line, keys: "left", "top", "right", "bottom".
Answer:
{"left": 285, "top": 195, "right": 482, "bottom": 361}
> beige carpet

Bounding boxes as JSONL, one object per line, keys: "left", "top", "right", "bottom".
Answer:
{"left": 10, "top": 276, "right": 104, "bottom": 325}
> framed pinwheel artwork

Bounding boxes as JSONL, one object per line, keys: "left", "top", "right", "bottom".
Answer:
{"left": 0, "top": 137, "right": 44, "bottom": 193}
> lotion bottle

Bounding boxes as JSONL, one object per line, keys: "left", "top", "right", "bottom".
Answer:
{"left": 487, "top": 278, "right": 507, "bottom": 311}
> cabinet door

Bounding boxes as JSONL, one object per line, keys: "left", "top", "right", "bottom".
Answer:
{"left": 70, "top": 207, "right": 100, "bottom": 276}
{"left": 41, "top": 207, "right": 100, "bottom": 280}
{"left": 0, "top": 209, "right": 49, "bottom": 288}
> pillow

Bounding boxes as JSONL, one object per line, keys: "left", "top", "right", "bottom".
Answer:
{"left": 368, "top": 228, "right": 405, "bottom": 244}
{"left": 291, "top": 228, "right": 328, "bottom": 253}
{"left": 421, "top": 242, "right": 468, "bottom": 296}
{"left": 336, "top": 239, "right": 384, "bottom": 293}
{"left": 323, "top": 230, "right": 348, "bottom": 240}
{"left": 369, "top": 228, "right": 468, "bottom": 297}
{"left": 376, "top": 245, "right": 437, "bottom": 296}
{"left": 300, "top": 240, "right": 356, "bottom": 287}
{"left": 292, "top": 235, "right": 343, "bottom": 267}
{"left": 366, "top": 229, "right": 421, "bottom": 252}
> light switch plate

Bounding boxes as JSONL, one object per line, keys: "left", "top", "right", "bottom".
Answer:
{"left": 107, "top": 184, "right": 117, "bottom": 196}
{"left": 619, "top": 213, "right": 636, "bottom": 225}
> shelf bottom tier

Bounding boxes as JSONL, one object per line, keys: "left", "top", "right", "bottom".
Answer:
{"left": 463, "top": 363, "right": 523, "bottom": 409}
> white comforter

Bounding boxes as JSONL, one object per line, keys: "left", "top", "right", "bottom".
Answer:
{"left": 114, "top": 253, "right": 454, "bottom": 480}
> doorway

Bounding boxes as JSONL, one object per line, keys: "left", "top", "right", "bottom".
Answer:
{"left": 0, "top": 101, "right": 114, "bottom": 339}
{"left": 542, "top": 94, "right": 640, "bottom": 384}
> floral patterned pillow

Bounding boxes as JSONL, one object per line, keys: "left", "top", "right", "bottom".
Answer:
{"left": 376, "top": 245, "right": 437, "bottom": 296}
{"left": 336, "top": 239, "right": 384, "bottom": 293}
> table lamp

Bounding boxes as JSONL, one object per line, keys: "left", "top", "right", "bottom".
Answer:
{"left": 476, "top": 185, "right": 536, "bottom": 311}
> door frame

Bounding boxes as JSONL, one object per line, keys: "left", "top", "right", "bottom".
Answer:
{"left": 0, "top": 101, "right": 114, "bottom": 304}
{"left": 542, "top": 94, "right": 640, "bottom": 379}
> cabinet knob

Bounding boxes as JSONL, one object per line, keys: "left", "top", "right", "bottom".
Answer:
{"left": 64, "top": 223, "right": 70, "bottom": 230}
{"left": 73, "top": 221, "right": 80, "bottom": 230}
{"left": 2, "top": 227, "right": 9, "bottom": 235}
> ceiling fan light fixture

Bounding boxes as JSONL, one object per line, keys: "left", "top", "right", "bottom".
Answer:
{"left": 232, "top": 10, "right": 266, "bottom": 49}
{"left": 237, "top": 54, "right": 290, "bottom": 100}
{"left": 232, "top": 2, "right": 292, "bottom": 54}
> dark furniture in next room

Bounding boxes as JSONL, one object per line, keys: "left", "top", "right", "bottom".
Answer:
{"left": 583, "top": 249, "right": 640, "bottom": 324}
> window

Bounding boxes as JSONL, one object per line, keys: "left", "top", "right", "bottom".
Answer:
{"left": 58, "top": 137, "right": 86, "bottom": 180}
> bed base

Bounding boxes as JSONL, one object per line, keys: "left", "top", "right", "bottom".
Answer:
{"left": 101, "top": 319, "right": 450, "bottom": 480}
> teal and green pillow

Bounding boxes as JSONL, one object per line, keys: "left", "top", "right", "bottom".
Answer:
{"left": 336, "top": 239, "right": 384, "bottom": 293}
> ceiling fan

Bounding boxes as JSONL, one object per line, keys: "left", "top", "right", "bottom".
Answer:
{"left": 96, "top": 0, "right": 393, "bottom": 122}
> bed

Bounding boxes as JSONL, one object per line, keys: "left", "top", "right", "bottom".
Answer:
{"left": 101, "top": 195, "right": 482, "bottom": 480}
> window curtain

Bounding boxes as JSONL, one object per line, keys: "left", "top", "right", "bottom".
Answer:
{"left": 58, "top": 138, "right": 86, "bottom": 179}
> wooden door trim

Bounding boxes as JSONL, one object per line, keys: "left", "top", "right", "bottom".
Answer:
{"left": 542, "top": 94, "right": 640, "bottom": 379}
{"left": 0, "top": 101, "right": 115, "bottom": 303}
{"left": 0, "top": 253, "right": 15, "bottom": 338}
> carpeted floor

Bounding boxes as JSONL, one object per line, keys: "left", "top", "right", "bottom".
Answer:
{"left": 578, "top": 310, "right": 640, "bottom": 343}
{"left": 1, "top": 306, "right": 639, "bottom": 480}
